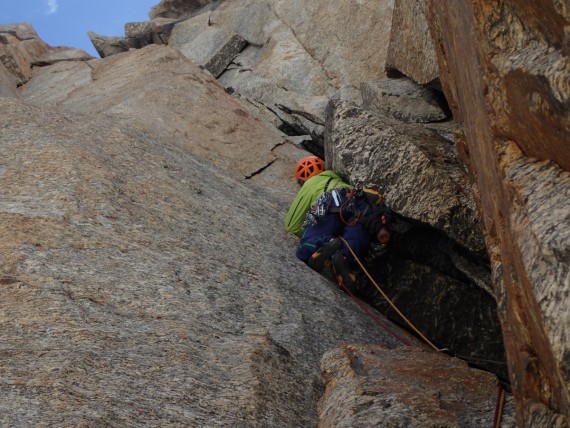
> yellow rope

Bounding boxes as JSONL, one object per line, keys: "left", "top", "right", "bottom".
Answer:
{"left": 339, "top": 236, "right": 440, "bottom": 352}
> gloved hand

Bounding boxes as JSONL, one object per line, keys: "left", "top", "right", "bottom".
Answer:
{"left": 377, "top": 226, "right": 391, "bottom": 245}
{"left": 361, "top": 203, "right": 391, "bottom": 233}
{"left": 361, "top": 213, "right": 383, "bottom": 234}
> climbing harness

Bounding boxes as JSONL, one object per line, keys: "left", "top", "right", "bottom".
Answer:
{"left": 337, "top": 236, "right": 506, "bottom": 427}
{"left": 304, "top": 187, "right": 350, "bottom": 228}
{"left": 338, "top": 186, "right": 385, "bottom": 227}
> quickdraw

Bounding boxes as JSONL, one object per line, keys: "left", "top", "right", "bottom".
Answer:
{"left": 304, "top": 187, "right": 350, "bottom": 228}
{"left": 339, "top": 185, "right": 385, "bottom": 226}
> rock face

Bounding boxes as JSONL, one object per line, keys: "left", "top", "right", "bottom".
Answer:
{"left": 20, "top": 45, "right": 281, "bottom": 180}
{"left": 5, "top": 0, "right": 568, "bottom": 424}
{"left": 361, "top": 77, "right": 449, "bottom": 124}
{"left": 326, "top": 101, "right": 482, "bottom": 253}
{"left": 426, "top": 0, "right": 570, "bottom": 425}
{"left": 318, "top": 345, "right": 516, "bottom": 427}
{"left": 325, "top": 100, "right": 506, "bottom": 379}
{"left": 90, "top": 0, "right": 395, "bottom": 154}
{"left": 150, "top": 0, "right": 217, "bottom": 20}
{"left": 1, "top": 40, "right": 412, "bottom": 426}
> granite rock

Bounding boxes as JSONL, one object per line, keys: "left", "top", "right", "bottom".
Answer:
{"left": 318, "top": 345, "right": 516, "bottom": 427}
{"left": 386, "top": 0, "right": 439, "bottom": 85}
{"left": 427, "top": 0, "right": 570, "bottom": 424}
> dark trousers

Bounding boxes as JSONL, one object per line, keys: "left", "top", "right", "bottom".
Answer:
{"left": 296, "top": 213, "right": 370, "bottom": 265}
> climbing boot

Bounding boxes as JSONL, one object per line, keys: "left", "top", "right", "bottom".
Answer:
{"left": 307, "top": 238, "right": 342, "bottom": 272}
{"left": 331, "top": 252, "right": 358, "bottom": 293}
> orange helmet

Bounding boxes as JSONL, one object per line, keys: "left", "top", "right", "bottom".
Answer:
{"left": 295, "top": 156, "right": 326, "bottom": 183}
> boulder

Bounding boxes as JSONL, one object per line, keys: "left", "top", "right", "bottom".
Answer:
{"left": 325, "top": 100, "right": 485, "bottom": 253}
{"left": 426, "top": 0, "right": 570, "bottom": 424}
{"left": 124, "top": 20, "right": 179, "bottom": 44}
{"left": 0, "top": 23, "right": 93, "bottom": 84}
{"left": 361, "top": 77, "right": 450, "bottom": 124}
{"left": 88, "top": 21, "right": 181, "bottom": 58}
{"left": 0, "top": 22, "right": 39, "bottom": 40}
{"left": 318, "top": 345, "right": 516, "bottom": 427}
{"left": 87, "top": 31, "right": 139, "bottom": 58}
{"left": 385, "top": 0, "right": 439, "bottom": 85}
{"left": 203, "top": 34, "right": 248, "bottom": 78}
{"left": 150, "top": 0, "right": 219, "bottom": 20}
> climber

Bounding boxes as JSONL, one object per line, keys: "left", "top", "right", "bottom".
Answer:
{"left": 284, "top": 155, "right": 392, "bottom": 291}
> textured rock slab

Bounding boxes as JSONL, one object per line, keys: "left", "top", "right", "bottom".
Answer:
{"left": 166, "top": 0, "right": 395, "bottom": 147}
{"left": 18, "top": 60, "right": 94, "bottom": 105}
{"left": 386, "top": 0, "right": 439, "bottom": 85}
{"left": 318, "top": 345, "right": 516, "bottom": 427}
{"left": 168, "top": 13, "right": 235, "bottom": 67}
{"left": 268, "top": 0, "right": 395, "bottom": 89}
{"left": 0, "top": 94, "right": 410, "bottom": 426}
{"left": 19, "top": 44, "right": 283, "bottom": 181}
{"left": 361, "top": 78, "right": 449, "bottom": 123}
{"left": 427, "top": 1, "right": 570, "bottom": 424}
{"left": 150, "top": 0, "right": 217, "bottom": 20}
{"left": 34, "top": 46, "right": 94, "bottom": 64}
{"left": 325, "top": 100, "right": 485, "bottom": 253}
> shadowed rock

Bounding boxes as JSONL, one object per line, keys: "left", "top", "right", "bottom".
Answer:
{"left": 326, "top": 100, "right": 484, "bottom": 253}
{"left": 324, "top": 100, "right": 506, "bottom": 378}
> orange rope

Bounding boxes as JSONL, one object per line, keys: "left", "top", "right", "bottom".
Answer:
{"left": 493, "top": 384, "right": 506, "bottom": 428}
{"left": 339, "top": 236, "right": 440, "bottom": 352}
{"left": 338, "top": 236, "right": 505, "bottom": 427}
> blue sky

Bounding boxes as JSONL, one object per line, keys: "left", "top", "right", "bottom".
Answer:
{"left": 0, "top": 0, "right": 159, "bottom": 57}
